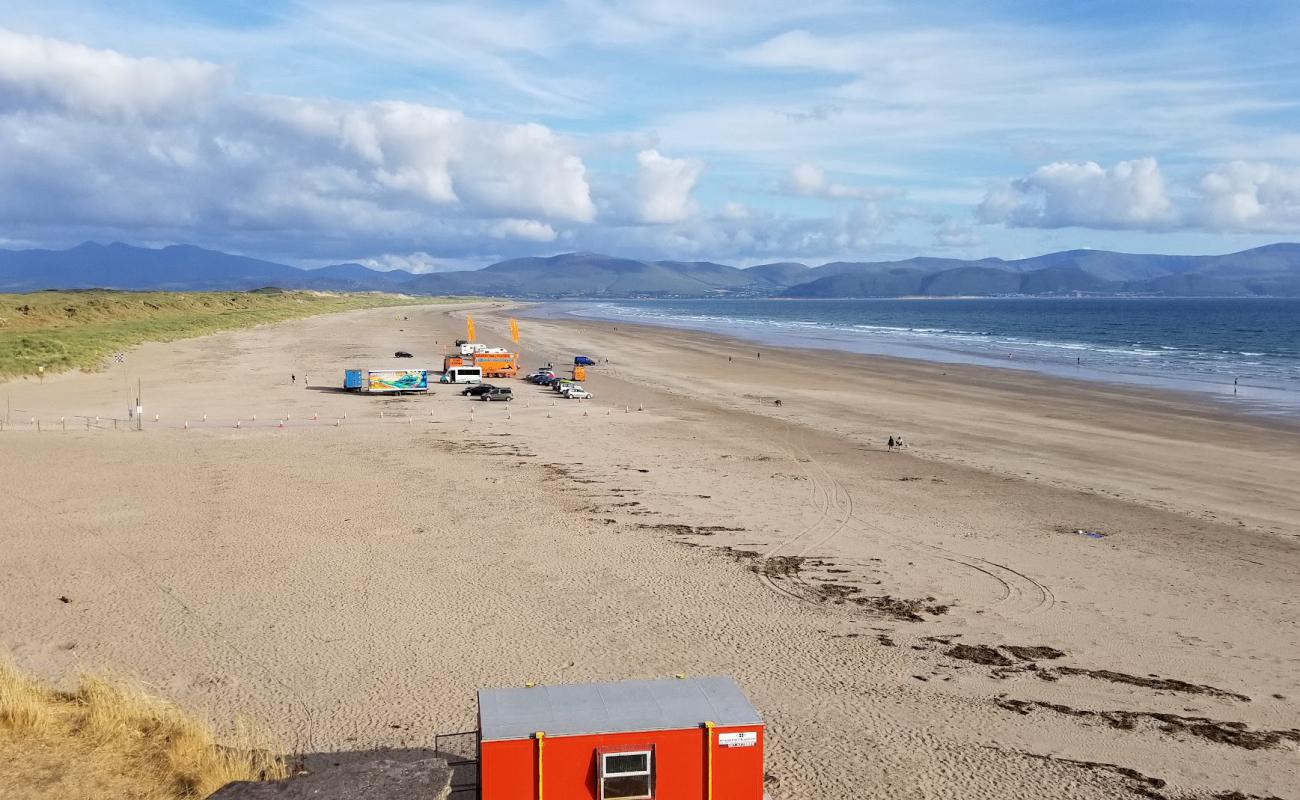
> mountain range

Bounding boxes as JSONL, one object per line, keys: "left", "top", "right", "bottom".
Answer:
{"left": 2, "top": 241, "right": 1299, "bottom": 297}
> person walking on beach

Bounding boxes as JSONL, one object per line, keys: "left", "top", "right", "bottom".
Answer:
{"left": 291, "top": 374, "right": 296, "bottom": 385}
{"left": 887, "top": 435, "right": 895, "bottom": 452}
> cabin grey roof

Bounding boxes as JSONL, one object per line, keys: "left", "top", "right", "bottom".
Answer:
{"left": 477, "top": 676, "right": 762, "bottom": 741}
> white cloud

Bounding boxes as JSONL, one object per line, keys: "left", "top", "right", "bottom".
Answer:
{"left": 631, "top": 149, "right": 701, "bottom": 224}
{"left": 0, "top": 29, "right": 595, "bottom": 259}
{"left": 730, "top": 29, "right": 862, "bottom": 73}
{"left": 1196, "top": 161, "right": 1300, "bottom": 233}
{"left": 0, "top": 27, "right": 227, "bottom": 118}
{"left": 978, "top": 158, "right": 1178, "bottom": 230}
{"left": 488, "top": 218, "right": 558, "bottom": 241}
{"left": 357, "top": 252, "right": 440, "bottom": 272}
{"left": 933, "top": 220, "right": 982, "bottom": 248}
{"left": 782, "top": 162, "right": 900, "bottom": 201}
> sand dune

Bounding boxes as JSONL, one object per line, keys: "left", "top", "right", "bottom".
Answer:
{"left": 2, "top": 302, "right": 1297, "bottom": 798}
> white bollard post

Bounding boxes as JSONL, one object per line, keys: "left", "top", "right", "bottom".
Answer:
{"left": 203, "top": 413, "right": 207, "bottom": 422}
{"left": 278, "top": 420, "right": 284, "bottom": 429}
{"left": 639, "top": 402, "right": 643, "bottom": 411}
{"left": 335, "top": 419, "right": 340, "bottom": 427}
{"left": 154, "top": 413, "right": 159, "bottom": 422}
{"left": 252, "top": 414, "right": 257, "bottom": 422}
{"left": 235, "top": 420, "right": 241, "bottom": 428}
{"left": 343, "top": 413, "right": 348, "bottom": 420}
{"left": 184, "top": 420, "right": 189, "bottom": 430}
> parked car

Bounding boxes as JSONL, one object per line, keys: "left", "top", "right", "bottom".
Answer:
{"left": 552, "top": 380, "right": 574, "bottom": 392}
{"left": 565, "top": 387, "right": 592, "bottom": 400}
{"left": 574, "top": 355, "right": 596, "bottom": 366}
{"left": 481, "top": 387, "right": 513, "bottom": 401}
{"left": 462, "top": 383, "right": 497, "bottom": 396}
{"left": 559, "top": 383, "right": 584, "bottom": 397}
{"left": 394, "top": 351, "right": 413, "bottom": 358}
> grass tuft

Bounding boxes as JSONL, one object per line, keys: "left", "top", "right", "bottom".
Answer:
{"left": 0, "top": 655, "right": 287, "bottom": 799}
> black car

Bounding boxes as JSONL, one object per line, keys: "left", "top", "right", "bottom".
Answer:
{"left": 481, "top": 387, "right": 513, "bottom": 401}
{"left": 394, "top": 351, "right": 413, "bottom": 358}
{"left": 462, "top": 383, "right": 496, "bottom": 396}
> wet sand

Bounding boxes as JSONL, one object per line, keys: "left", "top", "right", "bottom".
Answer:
{"left": 2, "top": 302, "right": 1297, "bottom": 799}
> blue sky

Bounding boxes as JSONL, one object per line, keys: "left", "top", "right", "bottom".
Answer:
{"left": 1, "top": 0, "right": 1299, "bottom": 269}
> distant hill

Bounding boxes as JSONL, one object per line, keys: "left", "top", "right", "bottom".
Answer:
{"left": 0, "top": 242, "right": 305, "bottom": 292}
{"left": 402, "top": 252, "right": 778, "bottom": 296}
{"left": 1, "top": 241, "right": 1298, "bottom": 297}
{"left": 778, "top": 244, "right": 1300, "bottom": 297}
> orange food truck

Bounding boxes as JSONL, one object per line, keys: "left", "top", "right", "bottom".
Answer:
{"left": 444, "top": 352, "right": 518, "bottom": 378}
{"left": 477, "top": 676, "right": 765, "bottom": 800}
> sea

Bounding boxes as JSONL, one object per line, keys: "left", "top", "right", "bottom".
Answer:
{"left": 534, "top": 298, "right": 1300, "bottom": 417}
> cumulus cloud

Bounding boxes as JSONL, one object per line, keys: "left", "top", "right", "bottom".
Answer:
{"left": 1196, "top": 161, "right": 1300, "bottom": 232}
{"left": 0, "top": 28, "right": 227, "bottom": 118}
{"left": 630, "top": 149, "right": 701, "bottom": 224}
{"left": 978, "top": 158, "right": 1178, "bottom": 230}
{"left": 0, "top": 29, "right": 594, "bottom": 260}
{"left": 933, "top": 220, "right": 982, "bottom": 248}
{"left": 356, "top": 252, "right": 442, "bottom": 273}
{"left": 574, "top": 198, "right": 895, "bottom": 264}
{"left": 782, "top": 162, "right": 900, "bottom": 201}
{"left": 488, "top": 218, "right": 558, "bottom": 241}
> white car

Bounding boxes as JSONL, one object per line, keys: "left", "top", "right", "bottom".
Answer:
{"left": 565, "top": 387, "right": 592, "bottom": 400}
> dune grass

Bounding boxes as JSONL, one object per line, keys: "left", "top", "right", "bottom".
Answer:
{"left": 0, "top": 656, "right": 287, "bottom": 799}
{"left": 0, "top": 290, "right": 457, "bottom": 379}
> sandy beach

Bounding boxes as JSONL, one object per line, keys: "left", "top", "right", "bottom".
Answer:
{"left": 2, "top": 302, "right": 1298, "bottom": 799}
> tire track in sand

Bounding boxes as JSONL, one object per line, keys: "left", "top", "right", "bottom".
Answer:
{"left": 755, "top": 423, "right": 1054, "bottom": 618}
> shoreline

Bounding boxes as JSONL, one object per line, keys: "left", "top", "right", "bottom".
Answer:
{"left": 521, "top": 304, "right": 1300, "bottom": 436}
{"left": 499, "top": 306, "right": 1300, "bottom": 540}
{"left": 529, "top": 299, "right": 1300, "bottom": 418}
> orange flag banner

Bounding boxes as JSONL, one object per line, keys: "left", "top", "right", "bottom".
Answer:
{"left": 466, "top": 316, "right": 475, "bottom": 342}
{"left": 509, "top": 318, "right": 520, "bottom": 343}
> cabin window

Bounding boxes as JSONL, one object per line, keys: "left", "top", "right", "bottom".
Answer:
{"left": 600, "top": 750, "right": 653, "bottom": 800}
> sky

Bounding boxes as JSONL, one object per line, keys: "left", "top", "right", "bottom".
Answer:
{"left": 1, "top": 0, "right": 1299, "bottom": 271}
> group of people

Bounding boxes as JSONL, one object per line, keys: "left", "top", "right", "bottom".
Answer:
{"left": 886, "top": 435, "right": 906, "bottom": 452}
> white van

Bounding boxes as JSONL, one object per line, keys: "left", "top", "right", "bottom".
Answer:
{"left": 441, "top": 366, "right": 483, "bottom": 384}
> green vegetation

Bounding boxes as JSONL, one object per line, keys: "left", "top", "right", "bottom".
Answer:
{"left": 0, "top": 290, "right": 454, "bottom": 378}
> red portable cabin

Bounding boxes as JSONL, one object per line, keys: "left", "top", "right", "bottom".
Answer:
{"left": 477, "top": 675, "right": 764, "bottom": 800}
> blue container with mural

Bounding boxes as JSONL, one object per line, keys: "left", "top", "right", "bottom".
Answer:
{"left": 344, "top": 369, "right": 428, "bottom": 393}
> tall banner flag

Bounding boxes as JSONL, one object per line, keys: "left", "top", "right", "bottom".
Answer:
{"left": 466, "top": 315, "right": 475, "bottom": 342}
{"left": 509, "top": 318, "right": 520, "bottom": 343}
